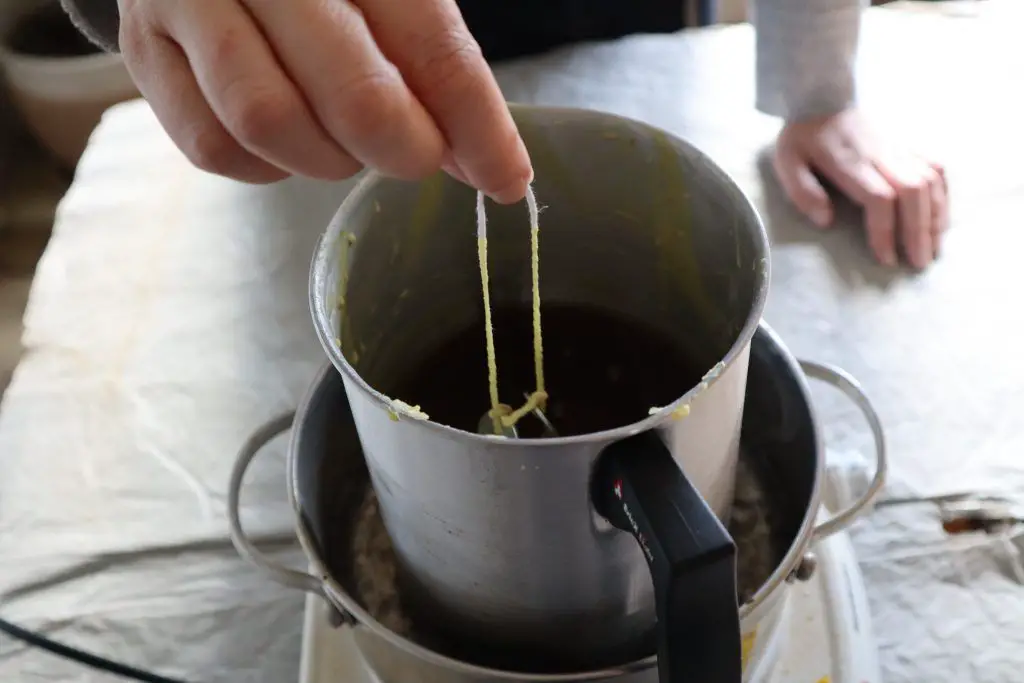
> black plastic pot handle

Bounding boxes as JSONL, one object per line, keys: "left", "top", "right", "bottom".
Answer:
{"left": 592, "top": 431, "right": 743, "bottom": 683}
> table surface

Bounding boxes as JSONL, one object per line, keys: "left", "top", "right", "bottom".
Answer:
{"left": 3, "top": 4, "right": 1024, "bottom": 682}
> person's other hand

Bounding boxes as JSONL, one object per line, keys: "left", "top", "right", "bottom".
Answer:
{"left": 116, "top": 0, "right": 532, "bottom": 203}
{"left": 773, "top": 108, "right": 948, "bottom": 269}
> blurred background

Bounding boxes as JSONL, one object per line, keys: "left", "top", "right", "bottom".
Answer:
{"left": 0, "top": 0, "right": 138, "bottom": 391}
{"left": 0, "top": 0, "right": 964, "bottom": 394}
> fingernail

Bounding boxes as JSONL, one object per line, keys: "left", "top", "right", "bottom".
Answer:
{"left": 514, "top": 134, "right": 533, "bottom": 183}
{"left": 881, "top": 250, "right": 898, "bottom": 267}
{"left": 485, "top": 135, "right": 533, "bottom": 203}
{"left": 488, "top": 175, "right": 531, "bottom": 205}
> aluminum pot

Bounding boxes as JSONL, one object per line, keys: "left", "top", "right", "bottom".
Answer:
{"left": 228, "top": 323, "right": 886, "bottom": 683}
{"left": 308, "top": 105, "right": 770, "bottom": 679}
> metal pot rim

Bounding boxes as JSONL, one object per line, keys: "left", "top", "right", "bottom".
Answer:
{"left": 307, "top": 104, "right": 771, "bottom": 451}
{"left": 285, "top": 322, "right": 825, "bottom": 680}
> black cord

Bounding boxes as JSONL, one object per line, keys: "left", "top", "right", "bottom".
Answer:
{"left": 0, "top": 616, "right": 194, "bottom": 683}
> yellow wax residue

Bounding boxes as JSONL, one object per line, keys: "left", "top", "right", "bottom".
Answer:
{"left": 702, "top": 361, "right": 726, "bottom": 384}
{"left": 741, "top": 630, "right": 757, "bottom": 671}
{"left": 476, "top": 188, "right": 548, "bottom": 435}
{"left": 336, "top": 232, "right": 357, "bottom": 313}
{"left": 646, "top": 347, "right": 726, "bottom": 422}
{"left": 670, "top": 403, "right": 690, "bottom": 419}
{"left": 648, "top": 403, "right": 691, "bottom": 420}
{"left": 643, "top": 401, "right": 692, "bottom": 421}
{"left": 816, "top": 677, "right": 831, "bottom": 683}
{"left": 335, "top": 231, "right": 360, "bottom": 364}
{"left": 387, "top": 400, "right": 429, "bottom": 422}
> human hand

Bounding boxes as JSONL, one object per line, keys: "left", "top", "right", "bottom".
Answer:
{"left": 116, "top": 0, "right": 533, "bottom": 202}
{"left": 773, "top": 109, "right": 948, "bottom": 269}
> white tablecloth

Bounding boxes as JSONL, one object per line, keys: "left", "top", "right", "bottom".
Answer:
{"left": 3, "top": 5, "right": 1024, "bottom": 682}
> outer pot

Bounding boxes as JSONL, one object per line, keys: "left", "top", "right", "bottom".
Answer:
{"left": 228, "top": 323, "right": 886, "bottom": 683}
{"left": 308, "top": 104, "right": 771, "bottom": 677}
{"left": 0, "top": 2, "right": 138, "bottom": 169}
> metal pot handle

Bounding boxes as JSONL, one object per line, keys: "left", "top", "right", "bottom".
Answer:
{"left": 227, "top": 411, "right": 325, "bottom": 597}
{"left": 799, "top": 360, "right": 888, "bottom": 541}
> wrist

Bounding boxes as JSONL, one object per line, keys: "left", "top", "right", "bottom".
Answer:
{"left": 784, "top": 104, "right": 857, "bottom": 127}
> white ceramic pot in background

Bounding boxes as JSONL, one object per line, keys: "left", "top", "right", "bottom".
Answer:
{"left": 0, "top": 3, "right": 138, "bottom": 169}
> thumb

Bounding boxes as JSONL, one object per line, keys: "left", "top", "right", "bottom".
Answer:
{"left": 772, "top": 147, "right": 833, "bottom": 228}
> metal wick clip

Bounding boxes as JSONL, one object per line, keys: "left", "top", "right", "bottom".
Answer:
{"left": 875, "top": 492, "right": 1024, "bottom": 536}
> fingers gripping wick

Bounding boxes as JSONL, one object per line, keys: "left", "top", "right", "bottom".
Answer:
{"left": 477, "top": 187, "right": 548, "bottom": 436}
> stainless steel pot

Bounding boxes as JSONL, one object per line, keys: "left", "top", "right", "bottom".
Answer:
{"left": 228, "top": 324, "right": 886, "bottom": 683}
{"left": 308, "top": 105, "right": 771, "bottom": 679}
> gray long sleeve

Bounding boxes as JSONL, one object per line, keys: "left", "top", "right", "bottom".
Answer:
{"left": 60, "top": 0, "right": 863, "bottom": 121}
{"left": 752, "top": 0, "right": 865, "bottom": 120}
